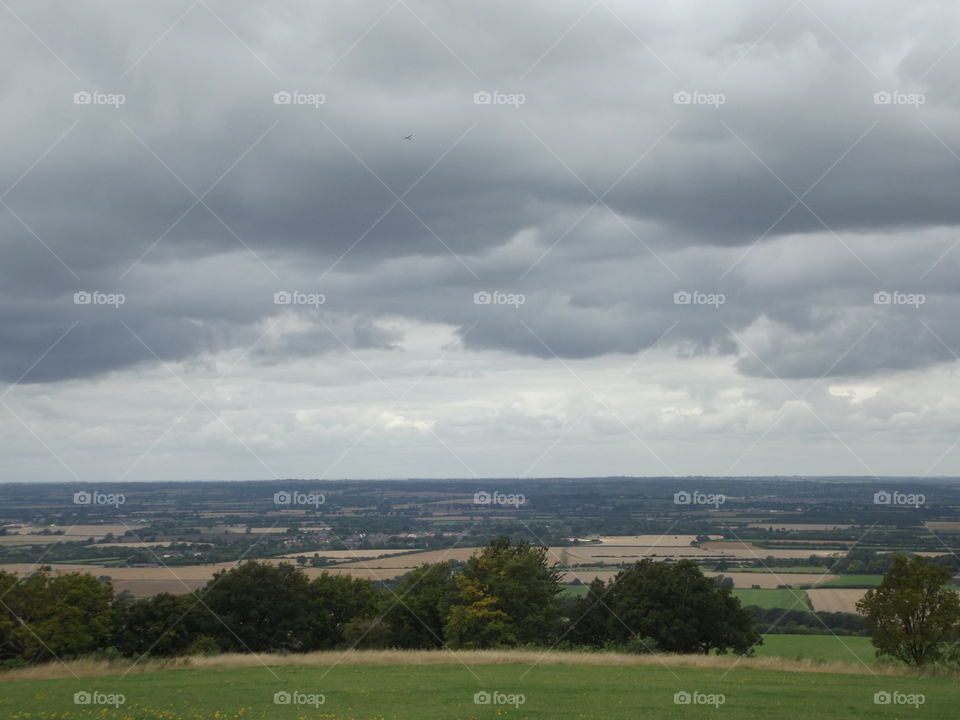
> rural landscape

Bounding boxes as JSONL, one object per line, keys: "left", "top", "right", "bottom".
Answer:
{"left": 2, "top": 477, "right": 960, "bottom": 717}
{"left": 4, "top": 0, "right": 960, "bottom": 717}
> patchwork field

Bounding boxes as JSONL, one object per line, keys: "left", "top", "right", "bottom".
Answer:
{"left": 0, "top": 651, "right": 950, "bottom": 720}
{"left": 707, "top": 572, "right": 836, "bottom": 588}
{"left": 732, "top": 588, "right": 810, "bottom": 610}
{"left": 808, "top": 574, "right": 884, "bottom": 587}
{"left": 701, "top": 541, "right": 845, "bottom": 559}
{"left": 12, "top": 524, "right": 149, "bottom": 537}
{"left": 807, "top": 589, "right": 869, "bottom": 614}
{"left": 924, "top": 522, "right": 960, "bottom": 532}
{"left": 0, "top": 538, "right": 874, "bottom": 595}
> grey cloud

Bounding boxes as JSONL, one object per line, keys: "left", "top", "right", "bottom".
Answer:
{"left": 3, "top": 0, "right": 960, "bottom": 385}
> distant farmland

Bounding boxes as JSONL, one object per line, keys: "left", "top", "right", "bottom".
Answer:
{"left": 0, "top": 538, "right": 852, "bottom": 595}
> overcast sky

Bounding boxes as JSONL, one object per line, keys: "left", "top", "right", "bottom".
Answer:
{"left": 2, "top": 0, "right": 960, "bottom": 482}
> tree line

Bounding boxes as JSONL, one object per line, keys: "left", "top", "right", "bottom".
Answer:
{"left": 8, "top": 541, "right": 954, "bottom": 669}
{"left": 0, "top": 538, "right": 759, "bottom": 666}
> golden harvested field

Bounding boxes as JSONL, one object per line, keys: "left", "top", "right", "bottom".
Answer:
{"left": 1, "top": 539, "right": 837, "bottom": 596}
{"left": 0, "top": 563, "right": 232, "bottom": 579}
{"left": 807, "top": 588, "right": 867, "bottom": 613}
{"left": 556, "top": 541, "right": 830, "bottom": 562}
{"left": 548, "top": 546, "right": 709, "bottom": 563}
{"left": 702, "top": 541, "right": 844, "bottom": 559}
{"left": 209, "top": 525, "right": 291, "bottom": 534}
{"left": 329, "top": 547, "right": 480, "bottom": 569}
{"left": 325, "top": 541, "right": 777, "bottom": 572}
{"left": 925, "top": 522, "right": 960, "bottom": 532}
{"left": 16, "top": 524, "right": 148, "bottom": 537}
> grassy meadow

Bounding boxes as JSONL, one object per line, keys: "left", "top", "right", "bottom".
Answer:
{"left": 732, "top": 588, "right": 810, "bottom": 609}
{"left": 0, "top": 649, "right": 949, "bottom": 720}
{"left": 754, "top": 634, "right": 875, "bottom": 665}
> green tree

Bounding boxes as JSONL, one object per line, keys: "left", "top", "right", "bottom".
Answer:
{"left": 568, "top": 577, "right": 611, "bottom": 647}
{"left": 601, "top": 559, "right": 759, "bottom": 655}
{"left": 113, "top": 592, "right": 202, "bottom": 658}
{"left": 308, "top": 572, "right": 385, "bottom": 649}
{"left": 445, "top": 538, "right": 563, "bottom": 648}
{"left": 199, "top": 561, "right": 314, "bottom": 652}
{"left": 382, "top": 562, "right": 458, "bottom": 648}
{"left": 857, "top": 554, "right": 960, "bottom": 666}
{"left": 0, "top": 571, "right": 114, "bottom": 663}
{"left": 0, "top": 571, "right": 17, "bottom": 661}
{"left": 444, "top": 579, "right": 518, "bottom": 649}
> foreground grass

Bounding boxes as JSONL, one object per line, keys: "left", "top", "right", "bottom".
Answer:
{"left": 0, "top": 650, "right": 952, "bottom": 719}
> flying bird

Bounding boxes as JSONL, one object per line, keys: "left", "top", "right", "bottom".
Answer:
{"left": 402, "top": 134, "right": 413, "bottom": 141}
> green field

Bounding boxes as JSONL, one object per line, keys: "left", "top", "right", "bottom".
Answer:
{"left": 559, "top": 583, "right": 590, "bottom": 598}
{"left": 808, "top": 575, "right": 885, "bottom": 588}
{"left": 755, "top": 634, "right": 875, "bottom": 664}
{"left": 0, "top": 656, "right": 950, "bottom": 719}
{"left": 736, "top": 566, "right": 830, "bottom": 573}
{"left": 732, "top": 588, "right": 809, "bottom": 609}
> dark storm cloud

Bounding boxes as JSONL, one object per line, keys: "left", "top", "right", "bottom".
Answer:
{"left": 2, "top": 0, "right": 960, "bottom": 383}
